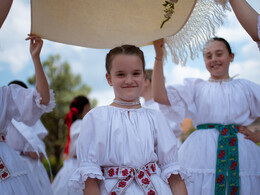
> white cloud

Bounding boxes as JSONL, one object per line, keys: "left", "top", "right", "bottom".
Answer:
{"left": 0, "top": 43, "right": 30, "bottom": 74}
{"left": 230, "top": 60, "right": 260, "bottom": 84}
{"left": 165, "top": 65, "right": 210, "bottom": 85}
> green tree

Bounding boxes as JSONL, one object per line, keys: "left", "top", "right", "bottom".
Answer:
{"left": 28, "top": 54, "right": 97, "bottom": 177}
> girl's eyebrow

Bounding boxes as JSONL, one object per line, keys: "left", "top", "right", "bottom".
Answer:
{"left": 205, "top": 49, "right": 223, "bottom": 55}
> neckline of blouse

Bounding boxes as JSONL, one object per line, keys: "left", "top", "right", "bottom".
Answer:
{"left": 108, "top": 105, "right": 144, "bottom": 111}
{"left": 208, "top": 77, "right": 233, "bottom": 83}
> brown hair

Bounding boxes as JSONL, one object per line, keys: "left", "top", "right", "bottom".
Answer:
{"left": 105, "top": 45, "right": 145, "bottom": 74}
{"left": 203, "top": 37, "right": 233, "bottom": 55}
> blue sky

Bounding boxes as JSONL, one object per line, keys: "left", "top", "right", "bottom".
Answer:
{"left": 0, "top": 0, "right": 259, "bottom": 106}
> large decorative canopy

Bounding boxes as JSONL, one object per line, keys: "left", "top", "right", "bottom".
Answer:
{"left": 31, "top": 0, "right": 228, "bottom": 64}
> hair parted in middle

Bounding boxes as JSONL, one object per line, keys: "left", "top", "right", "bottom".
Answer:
{"left": 203, "top": 37, "right": 233, "bottom": 55}
{"left": 105, "top": 44, "right": 145, "bottom": 74}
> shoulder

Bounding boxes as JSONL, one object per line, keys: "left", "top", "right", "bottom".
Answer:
{"left": 83, "top": 105, "right": 110, "bottom": 120}
{"left": 142, "top": 107, "right": 166, "bottom": 121}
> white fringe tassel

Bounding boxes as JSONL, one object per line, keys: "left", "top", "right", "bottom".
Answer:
{"left": 164, "top": 0, "right": 230, "bottom": 65}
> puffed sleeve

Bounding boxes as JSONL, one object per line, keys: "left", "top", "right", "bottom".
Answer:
{"left": 159, "top": 78, "right": 203, "bottom": 124}
{"left": 0, "top": 85, "right": 55, "bottom": 130}
{"left": 153, "top": 111, "right": 191, "bottom": 184}
{"left": 242, "top": 79, "right": 260, "bottom": 118}
{"left": 69, "top": 109, "right": 105, "bottom": 192}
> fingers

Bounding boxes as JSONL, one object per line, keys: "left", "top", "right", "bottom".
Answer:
{"left": 239, "top": 126, "right": 251, "bottom": 135}
{"left": 25, "top": 34, "right": 43, "bottom": 43}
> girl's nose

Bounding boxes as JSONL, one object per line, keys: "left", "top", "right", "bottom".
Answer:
{"left": 212, "top": 55, "right": 217, "bottom": 61}
{"left": 125, "top": 75, "right": 133, "bottom": 84}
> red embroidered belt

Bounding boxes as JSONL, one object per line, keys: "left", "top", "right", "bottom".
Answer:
{"left": 102, "top": 162, "right": 158, "bottom": 195}
{"left": 0, "top": 135, "right": 11, "bottom": 181}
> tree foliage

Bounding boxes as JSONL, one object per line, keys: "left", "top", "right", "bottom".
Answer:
{"left": 28, "top": 54, "right": 97, "bottom": 176}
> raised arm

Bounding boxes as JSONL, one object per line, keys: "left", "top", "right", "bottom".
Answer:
{"left": 26, "top": 35, "right": 50, "bottom": 105}
{"left": 229, "top": 0, "right": 260, "bottom": 42}
{"left": 152, "top": 39, "right": 171, "bottom": 105}
{"left": 0, "top": 0, "right": 13, "bottom": 28}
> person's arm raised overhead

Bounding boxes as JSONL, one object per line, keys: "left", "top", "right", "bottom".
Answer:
{"left": 229, "top": 0, "right": 259, "bottom": 42}
{"left": 152, "top": 39, "right": 171, "bottom": 105}
{"left": 26, "top": 35, "right": 50, "bottom": 105}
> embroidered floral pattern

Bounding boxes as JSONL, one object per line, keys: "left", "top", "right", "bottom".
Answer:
{"left": 102, "top": 162, "right": 158, "bottom": 195}
{"left": 160, "top": 0, "right": 179, "bottom": 28}
{"left": 108, "top": 168, "right": 115, "bottom": 177}
{"left": 148, "top": 190, "right": 156, "bottom": 195}
{"left": 138, "top": 171, "right": 144, "bottom": 179}
{"left": 197, "top": 124, "right": 240, "bottom": 195}
{"left": 0, "top": 157, "right": 11, "bottom": 181}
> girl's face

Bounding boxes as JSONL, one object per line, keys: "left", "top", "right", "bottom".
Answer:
{"left": 106, "top": 54, "right": 145, "bottom": 102}
{"left": 203, "top": 40, "right": 234, "bottom": 80}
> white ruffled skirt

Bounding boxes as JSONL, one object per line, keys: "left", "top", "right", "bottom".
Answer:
{"left": 52, "top": 158, "right": 81, "bottom": 195}
{"left": 178, "top": 130, "right": 260, "bottom": 195}
{"left": 21, "top": 155, "right": 53, "bottom": 195}
{"left": 0, "top": 143, "right": 43, "bottom": 195}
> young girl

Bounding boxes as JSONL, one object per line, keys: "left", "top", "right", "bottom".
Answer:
{"left": 229, "top": 0, "right": 260, "bottom": 49}
{"left": 52, "top": 95, "right": 91, "bottom": 195}
{"left": 152, "top": 37, "right": 260, "bottom": 194}
{"left": 0, "top": 34, "right": 55, "bottom": 194}
{"left": 6, "top": 80, "right": 53, "bottom": 195}
{"left": 69, "top": 45, "right": 188, "bottom": 194}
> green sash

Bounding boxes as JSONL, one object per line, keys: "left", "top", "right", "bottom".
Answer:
{"left": 197, "top": 124, "right": 240, "bottom": 195}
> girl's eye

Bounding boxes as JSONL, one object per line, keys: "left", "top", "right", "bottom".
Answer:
{"left": 116, "top": 73, "right": 124, "bottom": 77}
{"left": 133, "top": 71, "right": 142, "bottom": 76}
{"left": 206, "top": 55, "right": 211, "bottom": 59}
{"left": 216, "top": 52, "right": 222, "bottom": 57}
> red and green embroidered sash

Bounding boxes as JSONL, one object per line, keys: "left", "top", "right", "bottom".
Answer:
{"left": 0, "top": 134, "right": 11, "bottom": 181}
{"left": 102, "top": 162, "right": 158, "bottom": 195}
{"left": 197, "top": 124, "right": 239, "bottom": 195}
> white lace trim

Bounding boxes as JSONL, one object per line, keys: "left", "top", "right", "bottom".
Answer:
{"left": 164, "top": 0, "right": 230, "bottom": 65}
{"left": 160, "top": 162, "right": 192, "bottom": 185}
{"left": 34, "top": 89, "right": 55, "bottom": 113}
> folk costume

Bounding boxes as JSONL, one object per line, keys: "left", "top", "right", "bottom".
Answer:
{"left": 6, "top": 119, "right": 53, "bottom": 195}
{"left": 52, "top": 119, "right": 82, "bottom": 195}
{"left": 159, "top": 78, "right": 260, "bottom": 195}
{"left": 0, "top": 84, "right": 55, "bottom": 194}
{"left": 69, "top": 106, "right": 190, "bottom": 194}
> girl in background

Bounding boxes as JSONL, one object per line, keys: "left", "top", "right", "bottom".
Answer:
{"left": 52, "top": 95, "right": 91, "bottom": 195}
{"left": 152, "top": 37, "right": 260, "bottom": 194}
{"left": 6, "top": 80, "right": 53, "bottom": 195}
{"left": 0, "top": 34, "right": 55, "bottom": 194}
